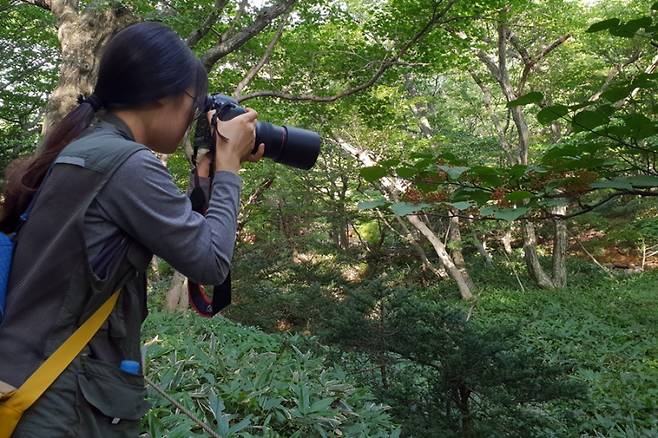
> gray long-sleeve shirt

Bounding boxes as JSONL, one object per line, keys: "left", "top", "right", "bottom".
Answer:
{"left": 83, "top": 117, "right": 241, "bottom": 285}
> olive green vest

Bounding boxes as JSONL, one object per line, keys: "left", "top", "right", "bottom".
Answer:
{"left": 0, "top": 114, "right": 153, "bottom": 436}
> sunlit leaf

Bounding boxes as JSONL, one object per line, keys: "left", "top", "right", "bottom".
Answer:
{"left": 390, "top": 202, "right": 432, "bottom": 216}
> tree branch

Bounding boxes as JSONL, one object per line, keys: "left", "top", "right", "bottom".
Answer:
{"left": 233, "top": 15, "right": 287, "bottom": 99}
{"left": 185, "top": 0, "right": 227, "bottom": 48}
{"left": 517, "top": 33, "right": 571, "bottom": 94}
{"left": 201, "top": 0, "right": 296, "bottom": 71}
{"left": 239, "top": 0, "right": 458, "bottom": 103}
{"left": 475, "top": 50, "right": 502, "bottom": 83}
{"left": 508, "top": 31, "right": 530, "bottom": 65}
{"left": 588, "top": 50, "right": 642, "bottom": 102}
{"left": 627, "top": 52, "right": 658, "bottom": 101}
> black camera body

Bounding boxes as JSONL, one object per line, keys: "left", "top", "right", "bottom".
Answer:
{"left": 194, "top": 93, "right": 321, "bottom": 170}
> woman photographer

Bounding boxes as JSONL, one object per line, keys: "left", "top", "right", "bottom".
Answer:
{"left": 0, "top": 21, "right": 262, "bottom": 436}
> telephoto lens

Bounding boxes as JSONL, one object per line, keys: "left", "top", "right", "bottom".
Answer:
{"left": 199, "top": 93, "right": 321, "bottom": 170}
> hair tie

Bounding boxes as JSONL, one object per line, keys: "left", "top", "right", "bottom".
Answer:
{"left": 76, "top": 94, "right": 103, "bottom": 112}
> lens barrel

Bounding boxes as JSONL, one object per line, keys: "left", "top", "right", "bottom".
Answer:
{"left": 202, "top": 94, "right": 321, "bottom": 170}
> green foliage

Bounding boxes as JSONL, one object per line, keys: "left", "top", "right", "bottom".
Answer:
{"left": 320, "top": 282, "right": 584, "bottom": 437}
{"left": 0, "top": 2, "right": 59, "bottom": 168}
{"left": 141, "top": 311, "right": 399, "bottom": 437}
{"left": 4, "top": 1, "right": 658, "bottom": 437}
{"left": 507, "top": 91, "right": 544, "bottom": 107}
{"left": 476, "top": 271, "right": 658, "bottom": 437}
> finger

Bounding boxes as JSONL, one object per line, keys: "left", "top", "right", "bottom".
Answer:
{"left": 240, "top": 108, "right": 259, "bottom": 121}
{"left": 248, "top": 143, "right": 265, "bottom": 162}
{"left": 200, "top": 150, "right": 214, "bottom": 163}
{"left": 206, "top": 109, "right": 216, "bottom": 124}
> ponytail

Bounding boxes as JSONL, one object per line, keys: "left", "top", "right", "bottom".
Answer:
{"left": 0, "top": 21, "right": 208, "bottom": 233}
{"left": 0, "top": 96, "right": 102, "bottom": 233}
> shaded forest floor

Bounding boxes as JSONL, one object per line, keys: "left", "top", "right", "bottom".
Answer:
{"left": 473, "top": 270, "right": 658, "bottom": 436}
{"left": 145, "top": 253, "right": 658, "bottom": 437}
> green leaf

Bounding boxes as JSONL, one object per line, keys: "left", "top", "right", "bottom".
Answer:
{"left": 540, "top": 198, "right": 570, "bottom": 207}
{"left": 360, "top": 166, "right": 387, "bottom": 182}
{"left": 572, "top": 109, "right": 610, "bottom": 132}
{"left": 453, "top": 188, "right": 491, "bottom": 204}
{"left": 590, "top": 179, "right": 633, "bottom": 190}
{"left": 357, "top": 199, "right": 388, "bottom": 210}
{"left": 610, "top": 17, "right": 652, "bottom": 37}
{"left": 505, "top": 191, "right": 534, "bottom": 202}
{"left": 437, "top": 165, "right": 469, "bottom": 180}
{"left": 585, "top": 18, "right": 620, "bottom": 33}
{"left": 622, "top": 114, "right": 658, "bottom": 140}
{"left": 631, "top": 73, "right": 658, "bottom": 89}
{"left": 413, "top": 157, "right": 435, "bottom": 170}
{"left": 396, "top": 166, "right": 418, "bottom": 178}
{"left": 469, "top": 166, "right": 502, "bottom": 186}
{"left": 417, "top": 182, "right": 439, "bottom": 193}
{"left": 380, "top": 158, "right": 400, "bottom": 167}
{"left": 229, "top": 416, "right": 253, "bottom": 434}
{"left": 569, "top": 101, "right": 596, "bottom": 111}
{"left": 591, "top": 175, "right": 658, "bottom": 189}
{"left": 537, "top": 105, "right": 569, "bottom": 125}
{"left": 448, "top": 201, "right": 473, "bottom": 210}
{"left": 508, "top": 164, "right": 529, "bottom": 179}
{"left": 310, "top": 398, "right": 334, "bottom": 413}
{"left": 480, "top": 206, "right": 529, "bottom": 221}
{"left": 390, "top": 202, "right": 431, "bottom": 216}
{"left": 506, "top": 91, "right": 543, "bottom": 108}
{"left": 601, "top": 86, "right": 632, "bottom": 102}
{"left": 626, "top": 175, "right": 658, "bottom": 187}
{"left": 653, "top": 1, "right": 658, "bottom": 10}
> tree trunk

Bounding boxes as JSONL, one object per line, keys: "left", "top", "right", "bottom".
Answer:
{"left": 165, "top": 271, "right": 189, "bottom": 312}
{"left": 42, "top": 3, "right": 133, "bottom": 136}
{"left": 472, "top": 231, "right": 493, "bottom": 267}
{"left": 406, "top": 235, "right": 449, "bottom": 279}
{"left": 447, "top": 213, "right": 476, "bottom": 290}
{"left": 522, "top": 221, "right": 555, "bottom": 289}
{"left": 385, "top": 213, "right": 448, "bottom": 279}
{"left": 335, "top": 210, "right": 349, "bottom": 250}
{"left": 407, "top": 215, "right": 474, "bottom": 300}
{"left": 336, "top": 138, "right": 471, "bottom": 297}
{"left": 150, "top": 256, "right": 160, "bottom": 282}
{"left": 551, "top": 206, "right": 568, "bottom": 288}
{"left": 501, "top": 225, "right": 513, "bottom": 255}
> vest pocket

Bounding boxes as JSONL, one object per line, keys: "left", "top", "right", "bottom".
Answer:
{"left": 77, "top": 356, "right": 150, "bottom": 436}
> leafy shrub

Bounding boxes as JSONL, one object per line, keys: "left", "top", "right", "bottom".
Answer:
{"left": 141, "top": 311, "right": 400, "bottom": 437}
{"left": 320, "top": 285, "right": 584, "bottom": 437}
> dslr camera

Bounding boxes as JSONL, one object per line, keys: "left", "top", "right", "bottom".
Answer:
{"left": 194, "top": 93, "right": 321, "bottom": 170}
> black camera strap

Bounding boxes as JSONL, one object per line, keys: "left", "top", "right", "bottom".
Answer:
{"left": 187, "top": 167, "right": 231, "bottom": 317}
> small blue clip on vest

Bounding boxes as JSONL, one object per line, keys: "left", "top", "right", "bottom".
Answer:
{"left": 119, "top": 360, "right": 141, "bottom": 375}
{"left": 0, "top": 233, "right": 15, "bottom": 323}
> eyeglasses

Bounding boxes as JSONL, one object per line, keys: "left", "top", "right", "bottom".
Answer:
{"left": 184, "top": 90, "right": 203, "bottom": 121}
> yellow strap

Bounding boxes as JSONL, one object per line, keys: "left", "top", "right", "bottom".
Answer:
{"left": 0, "top": 290, "right": 120, "bottom": 436}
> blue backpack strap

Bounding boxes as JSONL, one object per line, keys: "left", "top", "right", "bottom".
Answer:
{"left": 0, "top": 165, "right": 54, "bottom": 322}
{"left": 0, "top": 232, "right": 14, "bottom": 321}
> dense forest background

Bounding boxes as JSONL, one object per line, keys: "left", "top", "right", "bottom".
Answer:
{"left": 1, "top": 0, "right": 657, "bottom": 436}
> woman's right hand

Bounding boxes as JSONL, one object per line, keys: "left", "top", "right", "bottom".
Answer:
{"left": 207, "top": 108, "right": 264, "bottom": 173}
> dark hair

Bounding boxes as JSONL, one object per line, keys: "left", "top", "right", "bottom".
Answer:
{"left": 0, "top": 21, "right": 208, "bottom": 233}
